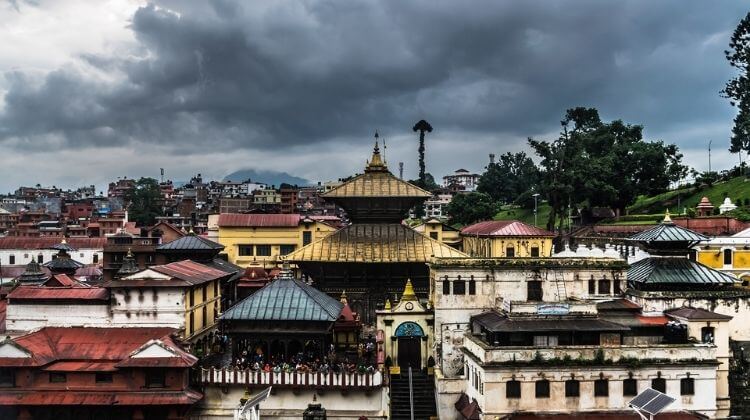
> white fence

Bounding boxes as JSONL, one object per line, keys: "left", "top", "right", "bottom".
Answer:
{"left": 199, "top": 368, "right": 383, "bottom": 388}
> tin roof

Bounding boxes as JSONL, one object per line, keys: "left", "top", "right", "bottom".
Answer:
{"left": 112, "top": 260, "right": 231, "bottom": 288}
{"left": 0, "top": 237, "right": 106, "bottom": 250}
{"left": 284, "top": 223, "right": 468, "bottom": 263}
{"left": 666, "top": 307, "right": 733, "bottom": 321}
{"left": 0, "top": 390, "right": 202, "bottom": 406}
{"left": 628, "top": 257, "right": 738, "bottom": 286}
{"left": 218, "top": 213, "right": 303, "bottom": 227}
{"left": 472, "top": 311, "right": 630, "bottom": 333}
{"left": 628, "top": 219, "right": 708, "bottom": 243}
{"left": 156, "top": 235, "right": 224, "bottom": 251}
{"left": 222, "top": 268, "right": 343, "bottom": 322}
{"left": 460, "top": 220, "right": 555, "bottom": 237}
{"left": 42, "top": 255, "right": 84, "bottom": 271}
{"left": 7, "top": 274, "right": 109, "bottom": 301}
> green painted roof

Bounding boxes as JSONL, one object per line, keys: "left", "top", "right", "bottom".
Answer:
{"left": 628, "top": 221, "right": 708, "bottom": 243}
{"left": 628, "top": 257, "right": 737, "bottom": 285}
{"left": 221, "top": 270, "right": 343, "bottom": 322}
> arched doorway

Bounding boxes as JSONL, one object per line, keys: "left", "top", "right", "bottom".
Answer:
{"left": 395, "top": 322, "right": 424, "bottom": 369}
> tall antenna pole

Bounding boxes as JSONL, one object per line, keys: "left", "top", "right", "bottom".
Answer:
{"left": 708, "top": 140, "right": 712, "bottom": 173}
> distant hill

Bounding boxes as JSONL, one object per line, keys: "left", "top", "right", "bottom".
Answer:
{"left": 223, "top": 169, "right": 311, "bottom": 188}
{"left": 628, "top": 176, "right": 750, "bottom": 215}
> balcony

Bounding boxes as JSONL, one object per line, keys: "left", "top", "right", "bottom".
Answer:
{"left": 197, "top": 368, "right": 383, "bottom": 389}
{"left": 464, "top": 333, "right": 716, "bottom": 366}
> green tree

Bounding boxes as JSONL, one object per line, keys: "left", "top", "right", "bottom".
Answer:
{"left": 477, "top": 152, "right": 539, "bottom": 204}
{"left": 413, "top": 120, "right": 433, "bottom": 188}
{"left": 127, "top": 177, "right": 163, "bottom": 226}
{"left": 723, "top": 12, "right": 750, "bottom": 160}
{"left": 529, "top": 107, "right": 687, "bottom": 231}
{"left": 446, "top": 192, "right": 497, "bottom": 225}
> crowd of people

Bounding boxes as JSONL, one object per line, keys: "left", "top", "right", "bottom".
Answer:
{"left": 230, "top": 342, "right": 377, "bottom": 375}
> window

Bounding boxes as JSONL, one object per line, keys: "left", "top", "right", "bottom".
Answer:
{"left": 189, "top": 290, "right": 194, "bottom": 307}
{"left": 534, "top": 335, "right": 558, "bottom": 347}
{"left": 613, "top": 280, "right": 621, "bottom": 294}
{"left": 93, "top": 254, "right": 99, "bottom": 263}
{"left": 623, "top": 378, "right": 638, "bottom": 396}
{"left": 598, "top": 279, "right": 610, "bottom": 295}
{"left": 145, "top": 370, "right": 166, "bottom": 388}
{"left": 651, "top": 377, "right": 666, "bottom": 393}
{"left": 535, "top": 379, "right": 550, "bottom": 398}
{"left": 594, "top": 379, "right": 609, "bottom": 397}
{"left": 238, "top": 245, "right": 254, "bottom": 256}
{"left": 255, "top": 245, "right": 272, "bottom": 256}
{"left": 0, "top": 368, "right": 14, "bottom": 387}
{"left": 724, "top": 249, "right": 733, "bottom": 265}
{"left": 701, "top": 327, "right": 715, "bottom": 344}
{"left": 588, "top": 279, "right": 596, "bottom": 295}
{"left": 8, "top": 255, "right": 14, "bottom": 265}
{"left": 527, "top": 281, "right": 543, "bottom": 301}
{"left": 468, "top": 277, "right": 476, "bottom": 295}
{"left": 279, "top": 244, "right": 296, "bottom": 255}
{"left": 680, "top": 377, "right": 694, "bottom": 395}
{"left": 565, "top": 379, "right": 580, "bottom": 397}
{"left": 49, "top": 372, "right": 67, "bottom": 383}
{"left": 202, "top": 305, "right": 208, "bottom": 328}
{"left": 442, "top": 278, "right": 451, "bottom": 295}
{"left": 303, "top": 231, "right": 312, "bottom": 246}
{"left": 530, "top": 246, "right": 540, "bottom": 257}
{"left": 146, "top": 254, "right": 155, "bottom": 263}
{"left": 214, "top": 280, "right": 219, "bottom": 298}
{"left": 453, "top": 277, "right": 466, "bottom": 295}
{"left": 506, "top": 246, "right": 515, "bottom": 257}
{"left": 189, "top": 312, "right": 194, "bottom": 335}
{"left": 429, "top": 232, "right": 438, "bottom": 240}
{"left": 37, "top": 254, "right": 43, "bottom": 263}
{"left": 95, "top": 373, "right": 113, "bottom": 383}
{"left": 506, "top": 380, "right": 521, "bottom": 398}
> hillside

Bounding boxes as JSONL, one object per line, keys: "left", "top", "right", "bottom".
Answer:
{"left": 628, "top": 176, "right": 750, "bottom": 215}
{"left": 494, "top": 204, "right": 552, "bottom": 227}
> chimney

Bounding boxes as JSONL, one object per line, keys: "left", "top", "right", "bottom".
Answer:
{"left": 489, "top": 154, "right": 495, "bottom": 165}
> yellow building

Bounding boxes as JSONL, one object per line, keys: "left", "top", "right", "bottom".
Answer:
{"left": 460, "top": 220, "right": 555, "bottom": 258}
{"left": 217, "top": 213, "right": 338, "bottom": 268}
{"left": 413, "top": 218, "right": 462, "bottom": 250}
{"left": 695, "top": 228, "right": 750, "bottom": 283}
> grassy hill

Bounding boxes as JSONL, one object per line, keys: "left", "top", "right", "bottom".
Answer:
{"left": 628, "top": 176, "right": 750, "bottom": 215}
{"left": 494, "top": 204, "right": 552, "bottom": 227}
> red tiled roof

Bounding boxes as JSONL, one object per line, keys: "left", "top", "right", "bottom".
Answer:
{"left": 42, "top": 361, "right": 119, "bottom": 372}
{"left": 0, "top": 299, "right": 6, "bottom": 333}
{"left": 3, "top": 327, "right": 178, "bottom": 367}
{"left": 218, "top": 213, "right": 302, "bottom": 227}
{"left": 0, "top": 237, "right": 106, "bottom": 250}
{"left": 460, "top": 220, "right": 555, "bottom": 237}
{"left": 636, "top": 315, "right": 669, "bottom": 326}
{"left": 0, "top": 390, "right": 202, "bottom": 406}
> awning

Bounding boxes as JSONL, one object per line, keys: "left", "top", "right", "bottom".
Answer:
{"left": 473, "top": 311, "right": 630, "bottom": 333}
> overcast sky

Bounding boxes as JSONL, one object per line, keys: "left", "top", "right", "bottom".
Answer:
{"left": 0, "top": 0, "right": 747, "bottom": 193}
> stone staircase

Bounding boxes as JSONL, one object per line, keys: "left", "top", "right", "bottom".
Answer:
{"left": 390, "top": 369, "right": 437, "bottom": 420}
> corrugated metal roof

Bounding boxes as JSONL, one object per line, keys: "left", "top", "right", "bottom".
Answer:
{"left": 0, "top": 237, "right": 106, "bottom": 250}
{"left": 217, "top": 213, "right": 302, "bottom": 227}
{"left": 285, "top": 223, "right": 468, "bottom": 263}
{"left": 149, "top": 260, "right": 232, "bottom": 285}
{"left": 628, "top": 221, "right": 708, "bottom": 243}
{"left": 0, "top": 390, "right": 202, "bottom": 406}
{"left": 43, "top": 256, "right": 84, "bottom": 270}
{"left": 221, "top": 273, "right": 343, "bottom": 322}
{"left": 42, "top": 361, "right": 119, "bottom": 372}
{"left": 472, "top": 311, "right": 630, "bottom": 333}
{"left": 156, "top": 235, "right": 224, "bottom": 251}
{"left": 666, "top": 307, "right": 733, "bottom": 321}
{"left": 323, "top": 170, "right": 432, "bottom": 198}
{"left": 461, "top": 220, "right": 555, "bottom": 237}
{"left": 628, "top": 257, "right": 738, "bottom": 285}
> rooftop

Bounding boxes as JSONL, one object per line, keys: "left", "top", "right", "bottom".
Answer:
{"left": 628, "top": 257, "right": 738, "bottom": 286}
{"left": 666, "top": 307, "right": 733, "bottom": 321}
{"left": 217, "top": 213, "right": 306, "bottom": 228}
{"left": 0, "top": 237, "right": 106, "bottom": 250}
{"left": 7, "top": 274, "right": 108, "bottom": 301}
{"left": 461, "top": 220, "right": 556, "bottom": 237}
{"left": 111, "top": 260, "right": 231, "bottom": 287}
{"left": 628, "top": 214, "right": 708, "bottom": 244}
{"left": 156, "top": 234, "right": 224, "bottom": 251}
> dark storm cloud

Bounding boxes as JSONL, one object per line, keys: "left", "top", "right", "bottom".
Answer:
{"left": 0, "top": 0, "right": 746, "bottom": 159}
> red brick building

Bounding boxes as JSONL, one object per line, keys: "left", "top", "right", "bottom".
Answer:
{"left": 0, "top": 327, "right": 200, "bottom": 420}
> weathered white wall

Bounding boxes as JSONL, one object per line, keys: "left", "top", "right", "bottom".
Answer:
{"left": 5, "top": 303, "right": 110, "bottom": 336}
{"left": 192, "top": 385, "right": 387, "bottom": 419}
{"left": 110, "top": 288, "right": 185, "bottom": 329}
{"left": 0, "top": 248, "right": 102, "bottom": 266}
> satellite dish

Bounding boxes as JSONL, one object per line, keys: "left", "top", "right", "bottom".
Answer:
{"left": 629, "top": 387, "right": 675, "bottom": 420}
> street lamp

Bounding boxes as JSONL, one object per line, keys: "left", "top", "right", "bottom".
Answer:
{"left": 532, "top": 193, "right": 540, "bottom": 227}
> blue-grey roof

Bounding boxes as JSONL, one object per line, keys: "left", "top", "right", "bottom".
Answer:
{"left": 156, "top": 235, "right": 225, "bottom": 251}
{"left": 628, "top": 222, "right": 708, "bottom": 243}
{"left": 221, "top": 275, "right": 343, "bottom": 322}
{"left": 628, "top": 257, "right": 737, "bottom": 285}
{"left": 43, "top": 257, "right": 84, "bottom": 270}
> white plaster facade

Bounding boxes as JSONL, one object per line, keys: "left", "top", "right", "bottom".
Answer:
{"left": 5, "top": 303, "right": 110, "bottom": 337}
{"left": 0, "top": 247, "right": 102, "bottom": 267}
{"left": 109, "top": 286, "right": 186, "bottom": 329}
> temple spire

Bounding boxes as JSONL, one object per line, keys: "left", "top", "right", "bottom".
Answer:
{"left": 399, "top": 279, "right": 417, "bottom": 303}
{"left": 365, "top": 132, "right": 387, "bottom": 172}
{"left": 663, "top": 209, "right": 672, "bottom": 224}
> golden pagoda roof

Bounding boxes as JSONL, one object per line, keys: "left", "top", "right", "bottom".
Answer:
{"left": 323, "top": 141, "right": 431, "bottom": 199}
{"left": 284, "top": 223, "right": 468, "bottom": 263}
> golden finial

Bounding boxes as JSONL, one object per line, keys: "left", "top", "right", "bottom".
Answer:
{"left": 365, "top": 132, "right": 387, "bottom": 171}
{"left": 340, "top": 290, "right": 348, "bottom": 304}
{"left": 399, "top": 279, "right": 417, "bottom": 303}
{"left": 126, "top": 247, "right": 133, "bottom": 258}
{"left": 663, "top": 209, "right": 672, "bottom": 223}
{"left": 384, "top": 298, "right": 392, "bottom": 310}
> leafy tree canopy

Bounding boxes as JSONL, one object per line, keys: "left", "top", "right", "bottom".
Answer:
{"left": 477, "top": 151, "right": 539, "bottom": 204}
{"left": 446, "top": 192, "right": 498, "bottom": 226}
{"left": 724, "top": 12, "right": 750, "bottom": 155}
{"left": 127, "top": 177, "right": 163, "bottom": 227}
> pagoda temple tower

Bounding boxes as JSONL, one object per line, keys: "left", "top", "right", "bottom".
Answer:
{"left": 286, "top": 138, "right": 467, "bottom": 323}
